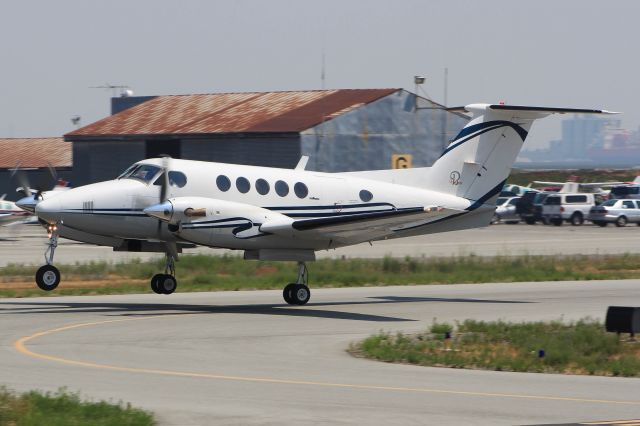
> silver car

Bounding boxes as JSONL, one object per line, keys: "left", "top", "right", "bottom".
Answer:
{"left": 492, "top": 196, "right": 520, "bottom": 224}
{"left": 588, "top": 199, "right": 640, "bottom": 227}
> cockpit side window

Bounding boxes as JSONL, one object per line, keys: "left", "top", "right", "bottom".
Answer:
{"left": 120, "top": 164, "right": 161, "bottom": 183}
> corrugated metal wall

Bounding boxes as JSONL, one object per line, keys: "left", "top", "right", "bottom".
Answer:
{"left": 181, "top": 135, "right": 301, "bottom": 169}
{"left": 301, "top": 89, "right": 468, "bottom": 172}
{"left": 73, "top": 141, "right": 146, "bottom": 186}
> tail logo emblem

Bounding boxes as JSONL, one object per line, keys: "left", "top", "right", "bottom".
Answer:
{"left": 449, "top": 171, "right": 462, "bottom": 186}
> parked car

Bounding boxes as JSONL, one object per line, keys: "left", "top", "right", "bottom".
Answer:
{"left": 516, "top": 191, "right": 550, "bottom": 224}
{"left": 588, "top": 199, "right": 640, "bottom": 227}
{"left": 492, "top": 196, "right": 521, "bottom": 224}
{"left": 541, "top": 193, "right": 595, "bottom": 226}
{"left": 609, "top": 184, "right": 640, "bottom": 200}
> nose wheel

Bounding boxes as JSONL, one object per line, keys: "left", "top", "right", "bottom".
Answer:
{"left": 36, "top": 264, "right": 61, "bottom": 291}
{"left": 151, "top": 254, "right": 178, "bottom": 295}
{"left": 283, "top": 262, "right": 311, "bottom": 305}
{"left": 35, "top": 223, "right": 61, "bottom": 291}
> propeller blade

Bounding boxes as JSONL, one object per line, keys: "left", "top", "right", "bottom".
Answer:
{"left": 157, "top": 155, "right": 171, "bottom": 234}
{"left": 10, "top": 163, "right": 32, "bottom": 197}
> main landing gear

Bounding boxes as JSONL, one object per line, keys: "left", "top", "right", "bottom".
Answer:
{"left": 283, "top": 262, "right": 311, "bottom": 305}
{"left": 35, "top": 223, "right": 61, "bottom": 291}
{"left": 150, "top": 253, "right": 177, "bottom": 295}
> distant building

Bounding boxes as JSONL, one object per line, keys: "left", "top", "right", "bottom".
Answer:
{"left": 65, "top": 89, "right": 469, "bottom": 186}
{"left": 0, "top": 138, "right": 72, "bottom": 201}
{"left": 518, "top": 115, "right": 640, "bottom": 168}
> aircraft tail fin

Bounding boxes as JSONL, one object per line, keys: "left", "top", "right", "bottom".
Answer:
{"left": 423, "top": 104, "right": 618, "bottom": 205}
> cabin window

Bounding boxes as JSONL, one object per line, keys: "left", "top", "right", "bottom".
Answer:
{"left": 168, "top": 171, "right": 187, "bottom": 188}
{"left": 216, "top": 175, "right": 231, "bottom": 192}
{"left": 236, "top": 177, "right": 251, "bottom": 194}
{"left": 256, "top": 178, "right": 270, "bottom": 195}
{"left": 294, "top": 182, "right": 308, "bottom": 199}
{"left": 275, "top": 180, "right": 289, "bottom": 197}
{"left": 359, "top": 190, "right": 373, "bottom": 202}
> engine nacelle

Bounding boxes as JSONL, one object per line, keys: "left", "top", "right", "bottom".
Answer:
{"left": 144, "top": 197, "right": 292, "bottom": 240}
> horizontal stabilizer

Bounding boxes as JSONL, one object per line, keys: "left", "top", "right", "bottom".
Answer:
{"left": 447, "top": 104, "right": 619, "bottom": 115}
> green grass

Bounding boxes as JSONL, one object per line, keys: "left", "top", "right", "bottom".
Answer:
{"left": 1, "top": 253, "right": 639, "bottom": 298}
{"left": 0, "top": 387, "right": 154, "bottom": 426}
{"left": 352, "top": 319, "right": 640, "bottom": 377}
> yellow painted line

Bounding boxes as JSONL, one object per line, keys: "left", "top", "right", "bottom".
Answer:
{"left": 13, "top": 315, "right": 640, "bottom": 406}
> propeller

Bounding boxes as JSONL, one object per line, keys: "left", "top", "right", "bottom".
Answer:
{"left": 156, "top": 156, "right": 171, "bottom": 234}
{"left": 11, "top": 163, "right": 58, "bottom": 212}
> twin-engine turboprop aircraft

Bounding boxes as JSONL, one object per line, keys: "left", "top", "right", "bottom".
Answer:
{"left": 17, "top": 103, "right": 616, "bottom": 305}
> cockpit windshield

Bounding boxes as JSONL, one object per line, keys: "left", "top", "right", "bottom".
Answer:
{"left": 117, "top": 164, "right": 161, "bottom": 183}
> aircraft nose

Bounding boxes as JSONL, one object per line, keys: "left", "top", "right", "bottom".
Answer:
{"left": 35, "top": 197, "right": 62, "bottom": 223}
{"left": 143, "top": 201, "right": 173, "bottom": 222}
{"left": 16, "top": 195, "right": 38, "bottom": 213}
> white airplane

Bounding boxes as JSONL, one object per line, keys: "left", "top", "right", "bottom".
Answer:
{"left": 0, "top": 195, "right": 31, "bottom": 226}
{"left": 531, "top": 179, "right": 624, "bottom": 194}
{"left": 17, "top": 103, "right": 616, "bottom": 305}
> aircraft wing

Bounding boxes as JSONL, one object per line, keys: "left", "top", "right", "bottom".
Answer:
{"left": 532, "top": 180, "right": 564, "bottom": 186}
{"left": 261, "top": 206, "right": 463, "bottom": 241}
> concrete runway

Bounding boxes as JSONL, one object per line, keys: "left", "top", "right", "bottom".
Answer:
{"left": 1, "top": 222, "right": 639, "bottom": 266}
{"left": 1, "top": 280, "right": 639, "bottom": 425}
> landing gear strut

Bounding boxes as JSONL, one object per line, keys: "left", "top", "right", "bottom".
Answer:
{"left": 35, "top": 223, "right": 61, "bottom": 291}
{"left": 283, "top": 262, "right": 311, "bottom": 305}
{"left": 151, "top": 253, "right": 177, "bottom": 295}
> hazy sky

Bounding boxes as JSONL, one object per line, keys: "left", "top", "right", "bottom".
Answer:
{"left": 1, "top": 0, "right": 638, "bottom": 149}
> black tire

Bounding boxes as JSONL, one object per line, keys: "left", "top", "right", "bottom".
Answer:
{"left": 570, "top": 213, "right": 584, "bottom": 226}
{"left": 552, "top": 218, "right": 563, "bottom": 226}
{"left": 150, "top": 274, "right": 164, "bottom": 294}
{"left": 35, "top": 265, "right": 60, "bottom": 291}
{"left": 524, "top": 217, "right": 536, "bottom": 225}
{"left": 594, "top": 221, "right": 607, "bottom": 227}
{"left": 291, "top": 284, "right": 311, "bottom": 305}
{"left": 615, "top": 216, "right": 627, "bottom": 227}
{"left": 283, "top": 283, "right": 296, "bottom": 304}
{"left": 157, "top": 274, "right": 177, "bottom": 294}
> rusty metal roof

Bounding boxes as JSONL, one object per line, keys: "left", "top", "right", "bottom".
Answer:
{"left": 66, "top": 89, "right": 400, "bottom": 138}
{"left": 0, "top": 138, "right": 71, "bottom": 168}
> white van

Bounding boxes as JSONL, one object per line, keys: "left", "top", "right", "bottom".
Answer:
{"left": 541, "top": 193, "right": 596, "bottom": 226}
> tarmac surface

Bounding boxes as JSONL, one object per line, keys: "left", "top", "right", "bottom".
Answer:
{"left": 1, "top": 221, "right": 639, "bottom": 266}
{"left": 1, "top": 280, "right": 639, "bottom": 425}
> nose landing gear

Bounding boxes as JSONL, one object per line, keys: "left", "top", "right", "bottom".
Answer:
{"left": 283, "top": 262, "right": 311, "bottom": 305}
{"left": 35, "top": 223, "right": 61, "bottom": 291}
{"left": 151, "top": 253, "right": 177, "bottom": 295}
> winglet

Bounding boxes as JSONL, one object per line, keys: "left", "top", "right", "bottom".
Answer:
{"left": 295, "top": 156, "right": 309, "bottom": 170}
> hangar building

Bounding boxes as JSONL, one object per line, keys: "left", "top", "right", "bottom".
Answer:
{"left": 65, "top": 89, "right": 469, "bottom": 186}
{"left": 0, "top": 138, "right": 72, "bottom": 201}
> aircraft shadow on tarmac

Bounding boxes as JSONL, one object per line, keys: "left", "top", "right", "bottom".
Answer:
{"left": 0, "top": 296, "right": 532, "bottom": 323}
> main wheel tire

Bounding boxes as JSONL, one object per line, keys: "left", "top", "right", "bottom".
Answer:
{"left": 570, "top": 213, "right": 584, "bottom": 226}
{"left": 524, "top": 217, "right": 536, "bottom": 225}
{"left": 157, "top": 274, "right": 177, "bottom": 294}
{"left": 291, "top": 284, "right": 311, "bottom": 305}
{"left": 615, "top": 216, "right": 628, "bottom": 227}
{"left": 283, "top": 283, "right": 296, "bottom": 304}
{"left": 552, "top": 218, "right": 563, "bottom": 226}
{"left": 594, "top": 221, "right": 607, "bottom": 227}
{"left": 35, "top": 265, "right": 60, "bottom": 291}
{"left": 150, "top": 274, "right": 164, "bottom": 294}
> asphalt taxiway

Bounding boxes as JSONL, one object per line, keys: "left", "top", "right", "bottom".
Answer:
{"left": 1, "top": 280, "right": 639, "bottom": 425}
{"left": 1, "top": 222, "right": 638, "bottom": 266}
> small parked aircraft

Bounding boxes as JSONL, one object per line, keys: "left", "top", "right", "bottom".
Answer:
{"left": 0, "top": 195, "right": 30, "bottom": 226}
{"left": 17, "top": 103, "right": 616, "bottom": 304}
